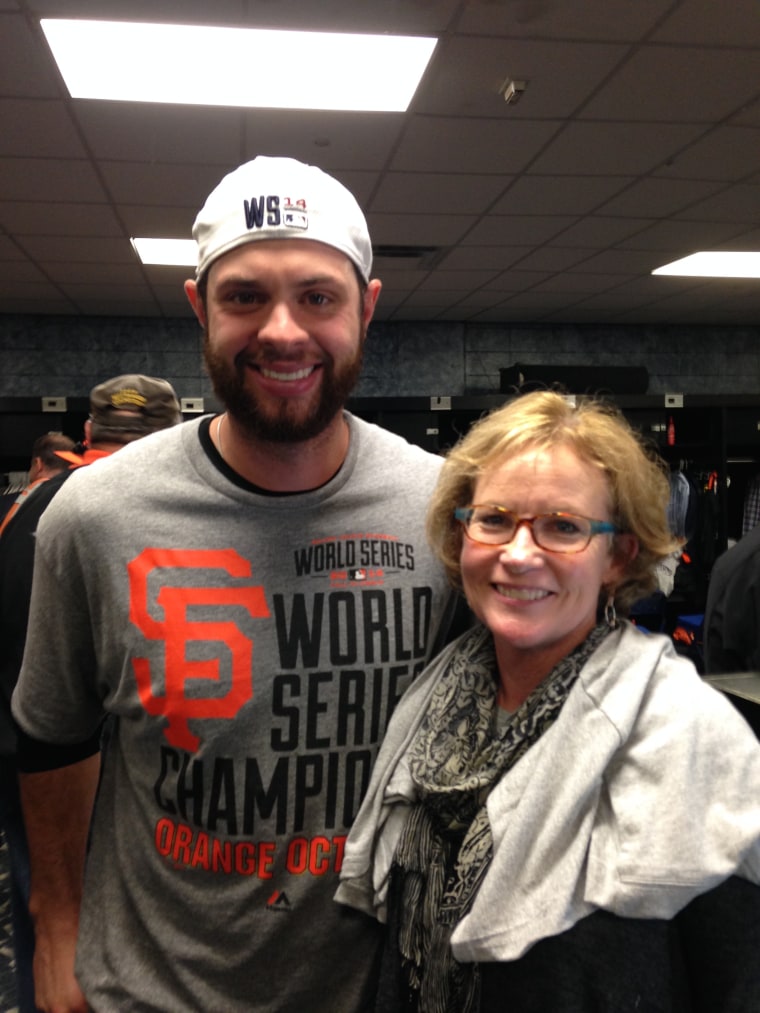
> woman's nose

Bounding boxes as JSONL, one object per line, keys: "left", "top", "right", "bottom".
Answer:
{"left": 498, "top": 521, "right": 540, "bottom": 563}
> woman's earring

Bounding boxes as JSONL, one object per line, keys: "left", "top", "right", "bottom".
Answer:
{"left": 604, "top": 594, "right": 618, "bottom": 629}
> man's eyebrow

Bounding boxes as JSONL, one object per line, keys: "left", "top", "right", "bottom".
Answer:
{"left": 214, "top": 276, "right": 263, "bottom": 288}
{"left": 298, "top": 274, "right": 344, "bottom": 287}
{"left": 216, "top": 273, "right": 346, "bottom": 289}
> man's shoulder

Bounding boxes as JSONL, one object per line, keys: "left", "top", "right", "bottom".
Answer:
{"left": 714, "top": 526, "right": 760, "bottom": 581}
{"left": 37, "top": 423, "right": 197, "bottom": 527}
{"left": 348, "top": 412, "right": 443, "bottom": 467}
{"left": 64, "top": 420, "right": 192, "bottom": 482}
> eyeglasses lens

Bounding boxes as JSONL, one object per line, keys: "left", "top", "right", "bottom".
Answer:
{"left": 466, "top": 508, "right": 592, "bottom": 553}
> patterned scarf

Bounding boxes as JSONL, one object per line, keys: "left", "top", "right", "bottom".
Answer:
{"left": 391, "top": 622, "right": 611, "bottom": 1012}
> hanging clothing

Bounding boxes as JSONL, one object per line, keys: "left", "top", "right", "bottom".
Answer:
{"left": 742, "top": 473, "right": 760, "bottom": 536}
{"left": 667, "top": 470, "right": 692, "bottom": 540}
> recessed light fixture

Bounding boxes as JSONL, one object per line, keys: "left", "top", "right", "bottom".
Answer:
{"left": 131, "top": 238, "right": 196, "bottom": 267}
{"left": 652, "top": 252, "right": 760, "bottom": 278}
{"left": 40, "top": 19, "right": 437, "bottom": 112}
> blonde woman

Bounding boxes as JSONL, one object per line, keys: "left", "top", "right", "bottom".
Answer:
{"left": 338, "top": 391, "right": 760, "bottom": 1013}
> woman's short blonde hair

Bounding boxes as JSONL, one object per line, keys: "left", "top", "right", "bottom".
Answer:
{"left": 427, "top": 390, "right": 680, "bottom": 614}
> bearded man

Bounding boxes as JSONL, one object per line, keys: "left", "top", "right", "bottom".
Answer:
{"left": 12, "top": 156, "right": 460, "bottom": 1013}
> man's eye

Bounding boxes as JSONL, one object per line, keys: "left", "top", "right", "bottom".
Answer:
{"left": 218, "top": 290, "right": 260, "bottom": 306}
{"left": 305, "top": 292, "right": 331, "bottom": 306}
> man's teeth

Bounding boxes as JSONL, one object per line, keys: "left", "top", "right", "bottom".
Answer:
{"left": 260, "top": 365, "right": 314, "bottom": 381}
{"left": 496, "top": 586, "right": 550, "bottom": 601}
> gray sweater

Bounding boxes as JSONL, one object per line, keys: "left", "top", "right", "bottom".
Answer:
{"left": 336, "top": 622, "right": 760, "bottom": 962}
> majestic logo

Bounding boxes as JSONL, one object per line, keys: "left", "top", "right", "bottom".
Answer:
{"left": 128, "top": 548, "right": 270, "bottom": 752}
{"left": 266, "top": 890, "right": 292, "bottom": 912}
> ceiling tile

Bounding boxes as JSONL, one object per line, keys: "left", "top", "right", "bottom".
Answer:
{"left": 0, "top": 201, "right": 123, "bottom": 236}
{"left": 653, "top": 125, "right": 760, "bottom": 180}
{"left": 242, "top": 110, "right": 405, "bottom": 172}
{"left": 143, "top": 265, "right": 195, "bottom": 288}
{"left": 73, "top": 101, "right": 245, "bottom": 164}
{"left": 1, "top": 0, "right": 758, "bottom": 324}
{"left": 391, "top": 116, "right": 562, "bottom": 173}
{"left": 510, "top": 247, "right": 598, "bottom": 272}
{"left": 529, "top": 273, "right": 625, "bottom": 294}
{"left": 580, "top": 46, "right": 760, "bottom": 123}
{"left": 621, "top": 219, "right": 751, "bottom": 252}
{"left": 118, "top": 205, "right": 196, "bottom": 236}
{"left": 572, "top": 249, "right": 668, "bottom": 273}
{"left": 0, "top": 235, "right": 25, "bottom": 259}
{"left": 367, "top": 212, "right": 476, "bottom": 246}
{"left": 370, "top": 172, "right": 510, "bottom": 215}
{"left": 597, "top": 177, "right": 725, "bottom": 217}
{"left": 653, "top": 0, "right": 760, "bottom": 45}
{"left": 462, "top": 215, "right": 578, "bottom": 246}
{"left": 0, "top": 157, "right": 108, "bottom": 202}
{"left": 414, "top": 269, "right": 501, "bottom": 291}
{"left": 17, "top": 236, "right": 138, "bottom": 263}
{"left": 43, "top": 260, "right": 145, "bottom": 283}
{"left": 0, "top": 260, "right": 51, "bottom": 282}
{"left": 530, "top": 121, "right": 707, "bottom": 175}
{"left": 0, "top": 99, "right": 86, "bottom": 158}
{"left": 0, "top": 13, "right": 63, "bottom": 97}
{"left": 455, "top": 0, "right": 673, "bottom": 41}
{"left": 491, "top": 176, "right": 633, "bottom": 215}
{"left": 439, "top": 246, "right": 534, "bottom": 271}
{"left": 551, "top": 216, "right": 656, "bottom": 247}
{"left": 675, "top": 184, "right": 760, "bottom": 224}
{"left": 481, "top": 270, "right": 554, "bottom": 293}
{"left": 415, "top": 36, "right": 628, "bottom": 118}
{"left": 98, "top": 161, "right": 226, "bottom": 207}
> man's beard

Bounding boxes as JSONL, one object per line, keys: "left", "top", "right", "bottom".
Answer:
{"left": 203, "top": 333, "right": 364, "bottom": 444}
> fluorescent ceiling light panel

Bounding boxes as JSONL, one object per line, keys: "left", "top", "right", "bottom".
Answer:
{"left": 653, "top": 252, "right": 760, "bottom": 278}
{"left": 40, "top": 19, "right": 437, "bottom": 112}
{"left": 131, "top": 238, "right": 196, "bottom": 267}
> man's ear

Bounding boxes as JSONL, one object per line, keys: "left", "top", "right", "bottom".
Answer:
{"left": 184, "top": 279, "right": 207, "bottom": 328}
{"left": 361, "top": 279, "right": 382, "bottom": 330}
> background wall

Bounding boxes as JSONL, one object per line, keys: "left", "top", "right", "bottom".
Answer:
{"left": 1, "top": 313, "right": 758, "bottom": 400}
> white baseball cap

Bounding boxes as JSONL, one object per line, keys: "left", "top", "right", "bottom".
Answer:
{"left": 192, "top": 155, "right": 373, "bottom": 282}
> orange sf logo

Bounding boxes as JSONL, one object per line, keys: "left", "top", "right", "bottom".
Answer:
{"left": 128, "top": 548, "right": 270, "bottom": 752}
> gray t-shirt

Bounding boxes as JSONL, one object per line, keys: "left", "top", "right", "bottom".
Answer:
{"left": 13, "top": 413, "right": 455, "bottom": 1012}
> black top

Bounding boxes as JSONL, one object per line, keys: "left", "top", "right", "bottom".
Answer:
{"left": 376, "top": 874, "right": 760, "bottom": 1012}
{"left": 0, "top": 469, "right": 74, "bottom": 756}
{"left": 704, "top": 524, "right": 760, "bottom": 674}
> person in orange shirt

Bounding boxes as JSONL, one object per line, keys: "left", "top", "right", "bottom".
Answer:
{"left": 0, "top": 432, "right": 75, "bottom": 538}
{"left": 0, "top": 374, "right": 181, "bottom": 1012}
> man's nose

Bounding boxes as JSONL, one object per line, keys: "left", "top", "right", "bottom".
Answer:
{"left": 258, "top": 301, "right": 309, "bottom": 343}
